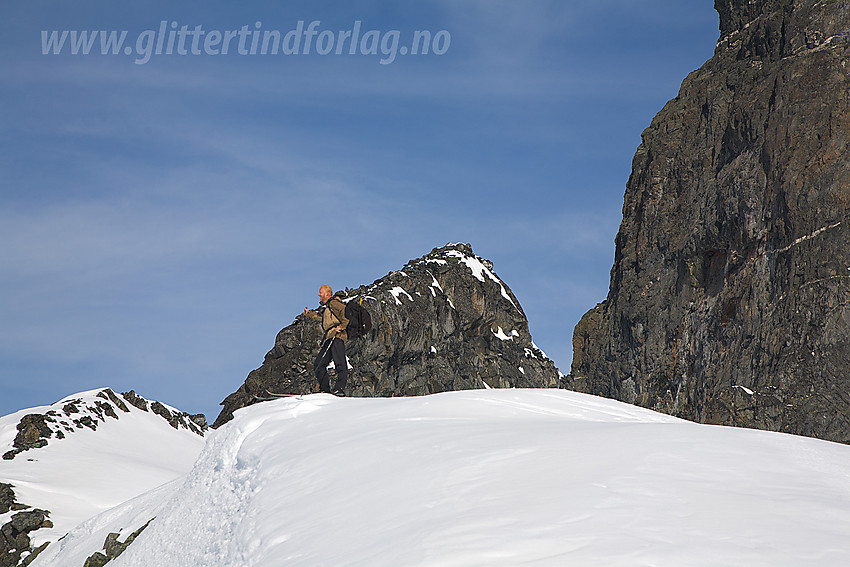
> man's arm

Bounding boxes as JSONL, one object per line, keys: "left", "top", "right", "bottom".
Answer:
{"left": 302, "top": 307, "right": 321, "bottom": 321}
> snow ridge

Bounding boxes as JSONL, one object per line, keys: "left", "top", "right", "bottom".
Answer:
{"left": 33, "top": 389, "right": 850, "bottom": 567}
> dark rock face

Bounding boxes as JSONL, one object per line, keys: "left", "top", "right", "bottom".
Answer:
{"left": 566, "top": 0, "right": 850, "bottom": 442}
{"left": 214, "top": 243, "right": 562, "bottom": 427}
{"left": 0, "top": 509, "right": 51, "bottom": 567}
{"left": 0, "top": 484, "right": 39, "bottom": 567}
{"left": 0, "top": 485, "right": 28, "bottom": 517}
{"left": 9, "top": 415, "right": 53, "bottom": 454}
{"left": 121, "top": 390, "right": 149, "bottom": 412}
{"left": 0, "top": 485, "right": 15, "bottom": 516}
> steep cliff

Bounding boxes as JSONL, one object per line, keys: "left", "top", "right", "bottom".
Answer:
{"left": 566, "top": 0, "right": 850, "bottom": 442}
{"left": 214, "top": 244, "right": 561, "bottom": 427}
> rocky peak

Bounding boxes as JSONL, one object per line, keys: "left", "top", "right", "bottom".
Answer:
{"left": 566, "top": 0, "right": 850, "bottom": 443}
{"left": 213, "top": 243, "right": 562, "bottom": 427}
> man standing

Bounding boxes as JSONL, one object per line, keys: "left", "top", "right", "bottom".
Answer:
{"left": 303, "top": 285, "right": 349, "bottom": 396}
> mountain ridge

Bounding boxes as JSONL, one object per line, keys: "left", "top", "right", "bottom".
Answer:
{"left": 214, "top": 242, "right": 562, "bottom": 427}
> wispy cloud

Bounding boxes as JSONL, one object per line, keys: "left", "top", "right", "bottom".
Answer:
{"left": 1, "top": 0, "right": 719, "bottom": 417}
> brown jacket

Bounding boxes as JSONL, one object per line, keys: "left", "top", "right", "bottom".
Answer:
{"left": 306, "top": 297, "right": 349, "bottom": 341}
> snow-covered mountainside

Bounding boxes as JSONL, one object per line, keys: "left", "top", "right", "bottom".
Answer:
{"left": 33, "top": 389, "right": 850, "bottom": 567}
{"left": 0, "top": 388, "right": 206, "bottom": 566}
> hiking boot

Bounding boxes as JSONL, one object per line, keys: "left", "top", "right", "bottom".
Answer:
{"left": 331, "top": 388, "right": 346, "bottom": 397}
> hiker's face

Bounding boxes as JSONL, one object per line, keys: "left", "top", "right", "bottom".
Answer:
{"left": 318, "top": 287, "right": 332, "bottom": 303}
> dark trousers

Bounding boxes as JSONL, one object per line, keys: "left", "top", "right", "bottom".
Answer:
{"left": 314, "top": 337, "right": 348, "bottom": 392}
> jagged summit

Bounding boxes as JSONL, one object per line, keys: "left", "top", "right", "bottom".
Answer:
{"left": 213, "top": 243, "right": 562, "bottom": 427}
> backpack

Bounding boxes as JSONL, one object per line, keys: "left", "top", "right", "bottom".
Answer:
{"left": 335, "top": 294, "right": 373, "bottom": 339}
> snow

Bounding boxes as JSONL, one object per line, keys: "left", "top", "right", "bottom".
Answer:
{"left": 0, "top": 389, "right": 205, "bottom": 551}
{"left": 444, "top": 250, "right": 520, "bottom": 312}
{"left": 492, "top": 326, "right": 517, "bottom": 341}
{"left": 529, "top": 340, "right": 554, "bottom": 361}
{"left": 389, "top": 286, "right": 414, "bottom": 305}
{"left": 426, "top": 269, "right": 443, "bottom": 297}
{"left": 30, "top": 389, "right": 850, "bottom": 567}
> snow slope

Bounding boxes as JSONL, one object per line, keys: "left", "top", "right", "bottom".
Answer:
{"left": 0, "top": 388, "right": 206, "bottom": 554}
{"left": 33, "top": 389, "right": 850, "bottom": 566}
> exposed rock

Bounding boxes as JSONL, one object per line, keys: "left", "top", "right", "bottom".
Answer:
{"left": 0, "top": 510, "right": 51, "bottom": 567}
{"left": 0, "top": 485, "right": 14, "bottom": 516}
{"left": 93, "top": 400, "right": 119, "bottom": 421}
{"left": 214, "top": 243, "right": 562, "bottom": 427}
{"left": 0, "top": 485, "right": 27, "bottom": 518}
{"left": 120, "top": 391, "right": 148, "bottom": 412}
{"left": 11, "top": 415, "right": 52, "bottom": 453}
{"left": 188, "top": 414, "right": 207, "bottom": 430}
{"left": 149, "top": 402, "right": 207, "bottom": 435}
{"left": 98, "top": 389, "right": 130, "bottom": 413}
{"left": 73, "top": 416, "right": 98, "bottom": 432}
{"left": 21, "top": 542, "right": 48, "bottom": 567}
{"left": 566, "top": 0, "right": 850, "bottom": 442}
{"left": 82, "top": 552, "right": 108, "bottom": 567}
{"left": 82, "top": 519, "right": 153, "bottom": 567}
{"left": 0, "top": 486, "right": 26, "bottom": 519}
{"left": 149, "top": 402, "right": 173, "bottom": 425}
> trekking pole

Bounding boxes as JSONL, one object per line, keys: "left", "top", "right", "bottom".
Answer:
{"left": 316, "top": 336, "right": 333, "bottom": 362}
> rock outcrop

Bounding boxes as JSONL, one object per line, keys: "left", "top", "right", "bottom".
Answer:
{"left": 82, "top": 519, "right": 153, "bottom": 567}
{"left": 566, "top": 0, "right": 850, "bottom": 442}
{"left": 214, "top": 243, "right": 562, "bottom": 427}
{"left": 0, "top": 482, "right": 50, "bottom": 567}
{"left": 0, "top": 508, "right": 51, "bottom": 567}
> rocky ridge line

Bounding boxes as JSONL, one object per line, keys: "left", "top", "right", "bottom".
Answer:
{"left": 214, "top": 243, "right": 562, "bottom": 427}
{"left": 2, "top": 389, "right": 206, "bottom": 462}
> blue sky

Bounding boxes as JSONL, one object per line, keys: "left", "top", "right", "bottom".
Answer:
{"left": 0, "top": 1, "right": 719, "bottom": 420}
